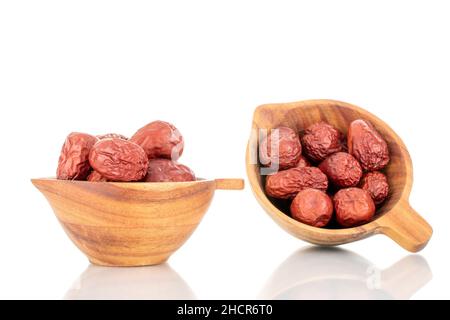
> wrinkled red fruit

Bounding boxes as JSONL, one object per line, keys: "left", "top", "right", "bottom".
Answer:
{"left": 301, "top": 122, "right": 343, "bottom": 162}
{"left": 57, "top": 132, "right": 98, "bottom": 180}
{"left": 265, "top": 167, "right": 328, "bottom": 199}
{"left": 87, "top": 170, "right": 108, "bottom": 182}
{"left": 130, "top": 120, "right": 184, "bottom": 160}
{"left": 89, "top": 138, "right": 148, "bottom": 182}
{"left": 259, "top": 127, "right": 302, "bottom": 170}
{"left": 144, "top": 159, "right": 195, "bottom": 182}
{"left": 360, "top": 171, "right": 389, "bottom": 205}
{"left": 319, "top": 152, "right": 362, "bottom": 188}
{"left": 348, "top": 119, "right": 390, "bottom": 171}
{"left": 334, "top": 187, "right": 375, "bottom": 227}
{"left": 290, "top": 188, "right": 333, "bottom": 227}
{"left": 296, "top": 155, "right": 311, "bottom": 168}
{"left": 97, "top": 133, "right": 128, "bottom": 140}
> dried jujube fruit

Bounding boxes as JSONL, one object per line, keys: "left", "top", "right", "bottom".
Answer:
{"left": 89, "top": 138, "right": 148, "bottom": 182}
{"left": 348, "top": 119, "right": 390, "bottom": 171}
{"left": 296, "top": 155, "right": 311, "bottom": 168}
{"left": 301, "top": 122, "right": 343, "bottom": 162}
{"left": 360, "top": 171, "right": 389, "bottom": 205}
{"left": 57, "top": 132, "right": 98, "bottom": 180}
{"left": 334, "top": 187, "right": 375, "bottom": 227}
{"left": 55, "top": 120, "right": 197, "bottom": 183}
{"left": 144, "top": 159, "right": 195, "bottom": 182}
{"left": 130, "top": 121, "right": 184, "bottom": 160}
{"left": 87, "top": 170, "right": 108, "bottom": 182}
{"left": 265, "top": 167, "right": 328, "bottom": 199}
{"left": 319, "top": 152, "right": 362, "bottom": 188}
{"left": 97, "top": 133, "right": 128, "bottom": 140}
{"left": 262, "top": 117, "right": 392, "bottom": 229}
{"left": 290, "top": 188, "right": 333, "bottom": 227}
{"left": 259, "top": 127, "right": 302, "bottom": 170}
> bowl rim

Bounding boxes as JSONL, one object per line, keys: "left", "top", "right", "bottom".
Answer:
{"left": 31, "top": 177, "right": 218, "bottom": 193}
{"left": 246, "top": 98, "right": 413, "bottom": 236}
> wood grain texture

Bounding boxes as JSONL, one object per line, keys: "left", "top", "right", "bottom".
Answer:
{"left": 32, "top": 178, "right": 244, "bottom": 266}
{"left": 246, "top": 99, "right": 432, "bottom": 252}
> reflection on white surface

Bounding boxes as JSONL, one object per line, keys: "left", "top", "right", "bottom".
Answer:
{"left": 65, "top": 263, "right": 196, "bottom": 300}
{"left": 260, "top": 247, "right": 432, "bottom": 300}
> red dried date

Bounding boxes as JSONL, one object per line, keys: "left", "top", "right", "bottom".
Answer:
{"left": 130, "top": 121, "right": 184, "bottom": 160}
{"left": 265, "top": 167, "right": 328, "bottom": 199}
{"left": 290, "top": 188, "right": 333, "bottom": 227}
{"left": 360, "top": 171, "right": 389, "bottom": 205}
{"left": 97, "top": 133, "right": 128, "bottom": 140}
{"left": 319, "top": 152, "right": 362, "bottom": 188}
{"left": 259, "top": 127, "right": 302, "bottom": 170}
{"left": 334, "top": 187, "right": 375, "bottom": 227}
{"left": 296, "top": 155, "right": 311, "bottom": 168}
{"left": 301, "top": 122, "right": 343, "bottom": 162}
{"left": 348, "top": 119, "right": 390, "bottom": 171}
{"left": 144, "top": 159, "right": 195, "bottom": 182}
{"left": 87, "top": 170, "right": 108, "bottom": 182}
{"left": 89, "top": 138, "right": 148, "bottom": 182}
{"left": 57, "top": 132, "right": 98, "bottom": 180}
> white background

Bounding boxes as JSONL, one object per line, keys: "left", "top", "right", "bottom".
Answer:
{"left": 1, "top": 0, "right": 449, "bottom": 299}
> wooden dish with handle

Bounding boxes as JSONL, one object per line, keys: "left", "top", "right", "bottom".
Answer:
{"left": 32, "top": 178, "right": 244, "bottom": 266}
{"left": 246, "top": 99, "right": 432, "bottom": 252}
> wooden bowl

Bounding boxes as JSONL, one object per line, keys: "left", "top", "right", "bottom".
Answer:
{"left": 246, "top": 99, "right": 432, "bottom": 252}
{"left": 32, "top": 178, "right": 244, "bottom": 266}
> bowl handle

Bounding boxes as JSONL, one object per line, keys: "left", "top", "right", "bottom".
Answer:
{"left": 215, "top": 179, "right": 245, "bottom": 190}
{"left": 378, "top": 200, "right": 432, "bottom": 252}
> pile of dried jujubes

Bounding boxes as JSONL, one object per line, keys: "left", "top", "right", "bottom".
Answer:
{"left": 56, "top": 121, "right": 196, "bottom": 183}
{"left": 260, "top": 120, "right": 390, "bottom": 228}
